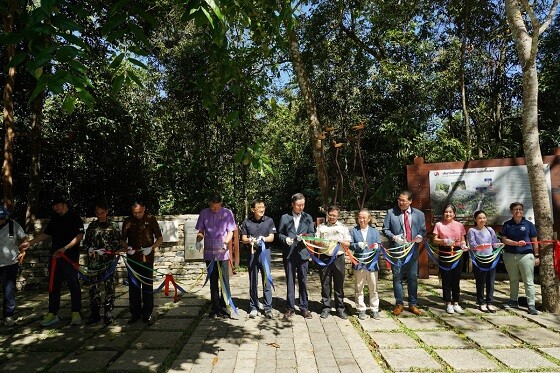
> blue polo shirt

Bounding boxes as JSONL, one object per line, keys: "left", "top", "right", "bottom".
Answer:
{"left": 502, "top": 217, "right": 537, "bottom": 255}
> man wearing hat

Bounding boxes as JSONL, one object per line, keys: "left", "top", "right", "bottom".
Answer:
{"left": 0, "top": 206, "right": 28, "bottom": 326}
{"left": 22, "top": 194, "right": 85, "bottom": 326}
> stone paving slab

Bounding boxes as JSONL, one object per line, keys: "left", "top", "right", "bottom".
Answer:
{"left": 0, "top": 351, "right": 64, "bottom": 372}
{"left": 132, "top": 330, "right": 184, "bottom": 349}
{"left": 398, "top": 317, "right": 444, "bottom": 330}
{"left": 464, "top": 329, "right": 521, "bottom": 348}
{"left": 48, "top": 350, "right": 119, "bottom": 372}
{"left": 358, "top": 317, "right": 400, "bottom": 331}
{"left": 507, "top": 327, "right": 560, "bottom": 347}
{"left": 435, "top": 348, "right": 500, "bottom": 371}
{"left": 107, "top": 349, "right": 170, "bottom": 372}
{"left": 441, "top": 316, "right": 494, "bottom": 330}
{"left": 415, "top": 330, "right": 471, "bottom": 348}
{"left": 82, "top": 329, "right": 139, "bottom": 350}
{"left": 487, "top": 348, "right": 559, "bottom": 370}
{"left": 369, "top": 331, "right": 419, "bottom": 348}
{"left": 483, "top": 314, "right": 539, "bottom": 328}
{"left": 380, "top": 347, "right": 442, "bottom": 371}
{"left": 539, "top": 347, "right": 560, "bottom": 360}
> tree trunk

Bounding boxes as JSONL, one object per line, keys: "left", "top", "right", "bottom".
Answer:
{"left": 505, "top": 0, "right": 559, "bottom": 313}
{"left": 25, "top": 92, "right": 44, "bottom": 231}
{"left": 283, "top": 14, "right": 329, "bottom": 209}
{"left": 2, "top": 1, "right": 17, "bottom": 211}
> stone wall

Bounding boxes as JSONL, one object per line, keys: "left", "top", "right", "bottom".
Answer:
{"left": 17, "top": 215, "right": 207, "bottom": 290}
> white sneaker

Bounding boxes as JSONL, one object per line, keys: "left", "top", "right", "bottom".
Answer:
{"left": 446, "top": 304, "right": 454, "bottom": 314}
{"left": 453, "top": 304, "right": 464, "bottom": 314}
{"left": 249, "top": 309, "right": 258, "bottom": 318}
{"left": 4, "top": 316, "right": 16, "bottom": 327}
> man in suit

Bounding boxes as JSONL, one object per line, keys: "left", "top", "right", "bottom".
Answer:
{"left": 382, "top": 190, "right": 426, "bottom": 316}
{"left": 349, "top": 208, "right": 381, "bottom": 320}
{"left": 278, "top": 193, "right": 315, "bottom": 319}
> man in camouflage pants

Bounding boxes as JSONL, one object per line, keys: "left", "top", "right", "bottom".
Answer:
{"left": 83, "top": 202, "right": 121, "bottom": 325}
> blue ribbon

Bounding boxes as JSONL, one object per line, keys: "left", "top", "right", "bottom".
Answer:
{"left": 78, "top": 256, "right": 120, "bottom": 284}
{"left": 309, "top": 243, "right": 340, "bottom": 267}
{"left": 380, "top": 243, "right": 415, "bottom": 267}
{"left": 469, "top": 249, "right": 502, "bottom": 272}
{"left": 259, "top": 241, "right": 275, "bottom": 291}
{"left": 424, "top": 241, "right": 462, "bottom": 271}
{"left": 353, "top": 247, "right": 381, "bottom": 271}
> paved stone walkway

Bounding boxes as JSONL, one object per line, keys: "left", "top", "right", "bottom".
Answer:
{"left": 1, "top": 254, "right": 560, "bottom": 372}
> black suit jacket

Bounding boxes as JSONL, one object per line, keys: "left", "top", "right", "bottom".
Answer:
{"left": 278, "top": 212, "right": 315, "bottom": 260}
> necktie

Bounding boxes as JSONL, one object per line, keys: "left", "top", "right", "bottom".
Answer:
{"left": 403, "top": 210, "right": 412, "bottom": 242}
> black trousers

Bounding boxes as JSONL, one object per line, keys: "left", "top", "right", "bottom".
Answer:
{"left": 49, "top": 258, "right": 81, "bottom": 314}
{"left": 440, "top": 254, "right": 463, "bottom": 303}
{"left": 283, "top": 255, "right": 309, "bottom": 311}
{"left": 127, "top": 260, "right": 153, "bottom": 318}
{"left": 318, "top": 254, "right": 345, "bottom": 310}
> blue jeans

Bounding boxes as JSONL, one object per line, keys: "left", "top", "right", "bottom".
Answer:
{"left": 0, "top": 263, "right": 18, "bottom": 318}
{"left": 392, "top": 254, "right": 419, "bottom": 306}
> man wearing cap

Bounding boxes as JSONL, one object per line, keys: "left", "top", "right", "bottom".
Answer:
{"left": 23, "top": 195, "right": 85, "bottom": 326}
{"left": 0, "top": 206, "right": 28, "bottom": 327}
{"left": 195, "top": 194, "right": 237, "bottom": 318}
{"left": 120, "top": 200, "right": 163, "bottom": 324}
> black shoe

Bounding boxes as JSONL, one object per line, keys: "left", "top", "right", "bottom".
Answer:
{"left": 265, "top": 311, "right": 273, "bottom": 319}
{"left": 337, "top": 309, "right": 348, "bottom": 320}
{"left": 302, "top": 310, "right": 313, "bottom": 319}
{"left": 85, "top": 315, "right": 101, "bottom": 326}
{"left": 143, "top": 315, "right": 155, "bottom": 324}
{"left": 320, "top": 309, "right": 330, "bottom": 319}
{"left": 209, "top": 311, "right": 218, "bottom": 319}
{"left": 218, "top": 309, "right": 230, "bottom": 319}
{"left": 128, "top": 316, "right": 141, "bottom": 324}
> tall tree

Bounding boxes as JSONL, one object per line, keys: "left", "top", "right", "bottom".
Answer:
{"left": 505, "top": 0, "right": 559, "bottom": 312}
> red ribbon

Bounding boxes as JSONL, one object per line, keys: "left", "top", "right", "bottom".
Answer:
{"left": 48, "top": 252, "right": 79, "bottom": 293}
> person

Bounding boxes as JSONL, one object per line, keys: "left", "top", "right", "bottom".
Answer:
{"left": 0, "top": 206, "right": 28, "bottom": 326}
{"left": 349, "top": 208, "right": 381, "bottom": 320}
{"left": 316, "top": 205, "right": 350, "bottom": 319}
{"left": 22, "top": 195, "right": 85, "bottom": 327}
{"left": 121, "top": 200, "right": 163, "bottom": 324}
{"left": 467, "top": 210, "right": 500, "bottom": 313}
{"left": 195, "top": 194, "right": 237, "bottom": 319}
{"left": 240, "top": 198, "right": 276, "bottom": 319}
{"left": 501, "top": 202, "right": 539, "bottom": 315}
{"left": 382, "top": 190, "right": 426, "bottom": 316}
{"left": 278, "top": 193, "right": 315, "bottom": 319}
{"left": 432, "top": 204, "right": 467, "bottom": 314}
{"left": 82, "top": 202, "right": 121, "bottom": 325}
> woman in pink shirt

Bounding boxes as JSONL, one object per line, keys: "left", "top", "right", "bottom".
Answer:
{"left": 433, "top": 204, "right": 467, "bottom": 314}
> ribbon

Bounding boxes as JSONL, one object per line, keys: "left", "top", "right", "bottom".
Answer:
{"left": 217, "top": 256, "right": 238, "bottom": 316}
{"left": 258, "top": 241, "right": 275, "bottom": 291}
{"left": 424, "top": 241, "right": 463, "bottom": 271}
{"left": 380, "top": 242, "right": 416, "bottom": 267}
{"left": 343, "top": 245, "right": 381, "bottom": 271}
{"left": 301, "top": 235, "right": 341, "bottom": 267}
{"left": 48, "top": 252, "right": 79, "bottom": 293}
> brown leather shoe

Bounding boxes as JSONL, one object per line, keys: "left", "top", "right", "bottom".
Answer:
{"left": 284, "top": 309, "right": 295, "bottom": 319}
{"left": 408, "top": 306, "right": 422, "bottom": 316}
{"left": 392, "top": 304, "right": 404, "bottom": 316}
{"left": 302, "top": 310, "right": 313, "bottom": 319}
